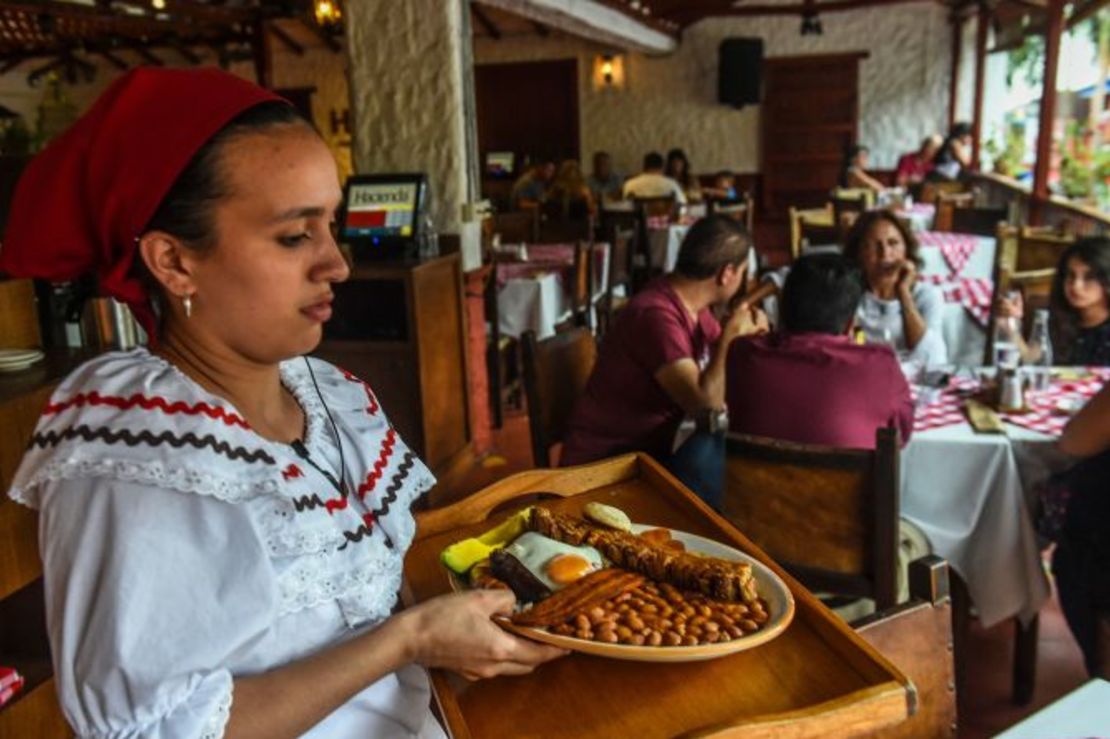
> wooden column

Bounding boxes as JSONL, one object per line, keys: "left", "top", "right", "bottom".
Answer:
{"left": 948, "top": 10, "right": 964, "bottom": 129}
{"left": 971, "top": 1, "right": 989, "bottom": 169}
{"left": 1030, "top": 0, "right": 1067, "bottom": 225}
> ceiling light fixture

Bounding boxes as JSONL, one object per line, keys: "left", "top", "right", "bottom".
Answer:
{"left": 152, "top": 0, "right": 166, "bottom": 9}
{"left": 314, "top": 0, "right": 342, "bottom": 28}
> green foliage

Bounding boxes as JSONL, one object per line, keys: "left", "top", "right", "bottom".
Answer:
{"left": 1006, "top": 33, "right": 1045, "bottom": 88}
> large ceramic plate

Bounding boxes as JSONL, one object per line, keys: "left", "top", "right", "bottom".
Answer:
{"left": 0, "top": 349, "right": 44, "bottom": 374}
{"left": 449, "top": 523, "right": 795, "bottom": 662}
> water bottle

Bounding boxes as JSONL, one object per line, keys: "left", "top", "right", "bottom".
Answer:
{"left": 1027, "top": 309, "right": 1053, "bottom": 391}
{"left": 420, "top": 215, "right": 440, "bottom": 259}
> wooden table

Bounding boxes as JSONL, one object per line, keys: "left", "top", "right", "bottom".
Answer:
{"left": 405, "top": 455, "right": 912, "bottom": 738}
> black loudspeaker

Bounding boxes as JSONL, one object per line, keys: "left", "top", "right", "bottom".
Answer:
{"left": 718, "top": 38, "right": 763, "bottom": 108}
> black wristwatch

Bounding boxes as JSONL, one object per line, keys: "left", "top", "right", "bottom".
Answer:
{"left": 697, "top": 406, "right": 730, "bottom": 435}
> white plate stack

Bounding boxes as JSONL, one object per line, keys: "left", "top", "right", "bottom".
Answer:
{"left": 0, "top": 349, "right": 45, "bottom": 374}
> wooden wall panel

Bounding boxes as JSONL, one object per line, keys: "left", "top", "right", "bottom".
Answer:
{"left": 0, "top": 279, "right": 41, "bottom": 350}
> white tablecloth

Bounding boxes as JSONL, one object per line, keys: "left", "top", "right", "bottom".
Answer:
{"left": 902, "top": 419, "right": 1055, "bottom": 627}
{"left": 996, "top": 679, "right": 1110, "bottom": 737}
{"left": 496, "top": 243, "right": 611, "bottom": 341}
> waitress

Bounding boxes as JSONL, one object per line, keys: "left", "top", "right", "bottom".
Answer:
{"left": 0, "top": 68, "right": 563, "bottom": 738}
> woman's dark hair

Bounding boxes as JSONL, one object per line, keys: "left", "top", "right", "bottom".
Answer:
{"left": 673, "top": 215, "right": 751, "bottom": 280}
{"left": 665, "top": 148, "right": 692, "bottom": 188}
{"left": 1050, "top": 237, "right": 1110, "bottom": 354}
{"left": 839, "top": 144, "right": 869, "bottom": 187}
{"left": 143, "top": 101, "right": 310, "bottom": 250}
{"left": 781, "top": 253, "right": 864, "bottom": 335}
{"left": 949, "top": 122, "right": 973, "bottom": 139}
{"left": 842, "top": 210, "right": 923, "bottom": 272}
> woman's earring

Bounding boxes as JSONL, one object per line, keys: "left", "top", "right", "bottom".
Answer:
{"left": 183, "top": 294, "right": 193, "bottom": 319}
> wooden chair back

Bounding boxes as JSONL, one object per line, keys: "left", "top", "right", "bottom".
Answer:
{"left": 985, "top": 225, "right": 1075, "bottom": 362}
{"left": 919, "top": 180, "right": 967, "bottom": 205}
{"left": 831, "top": 187, "right": 876, "bottom": 208}
{"left": 1015, "top": 225, "right": 1075, "bottom": 273}
{"left": 855, "top": 556, "right": 958, "bottom": 737}
{"left": 521, "top": 328, "right": 597, "bottom": 468}
{"left": 633, "top": 195, "right": 678, "bottom": 221}
{"left": 633, "top": 196, "right": 677, "bottom": 277}
{"left": 538, "top": 198, "right": 594, "bottom": 243}
{"left": 722, "top": 426, "right": 901, "bottom": 610}
{"left": 831, "top": 192, "right": 869, "bottom": 236}
{"left": 932, "top": 192, "right": 975, "bottom": 232}
{"left": 949, "top": 206, "right": 1008, "bottom": 237}
{"left": 599, "top": 225, "right": 635, "bottom": 335}
{"left": 788, "top": 204, "right": 838, "bottom": 260}
{"left": 568, "top": 241, "right": 595, "bottom": 330}
{"left": 708, "top": 193, "right": 755, "bottom": 233}
{"left": 492, "top": 209, "right": 538, "bottom": 243}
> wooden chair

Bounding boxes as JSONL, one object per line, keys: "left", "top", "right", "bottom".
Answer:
{"left": 919, "top": 180, "right": 967, "bottom": 205}
{"left": 855, "top": 555, "right": 958, "bottom": 737}
{"left": 598, "top": 225, "right": 635, "bottom": 336}
{"left": 521, "top": 328, "right": 597, "bottom": 468}
{"left": 788, "top": 204, "right": 838, "bottom": 260}
{"left": 707, "top": 192, "right": 755, "bottom": 234}
{"left": 538, "top": 199, "right": 594, "bottom": 243}
{"left": 722, "top": 426, "right": 901, "bottom": 611}
{"left": 831, "top": 192, "right": 869, "bottom": 237}
{"left": 492, "top": 208, "right": 538, "bottom": 244}
{"left": 949, "top": 206, "right": 1008, "bottom": 237}
{"left": 932, "top": 192, "right": 975, "bottom": 232}
{"left": 483, "top": 253, "right": 521, "bottom": 429}
{"left": 831, "top": 187, "right": 876, "bottom": 209}
{"left": 567, "top": 240, "right": 595, "bottom": 331}
{"left": 984, "top": 225, "right": 1076, "bottom": 363}
{"left": 632, "top": 196, "right": 677, "bottom": 280}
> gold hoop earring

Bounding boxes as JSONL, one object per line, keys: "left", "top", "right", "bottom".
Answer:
{"left": 183, "top": 294, "right": 193, "bottom": 319}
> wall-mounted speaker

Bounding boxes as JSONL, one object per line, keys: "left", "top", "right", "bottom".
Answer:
{"left": 718, "top": 38, "right": 763, "bottom": 109}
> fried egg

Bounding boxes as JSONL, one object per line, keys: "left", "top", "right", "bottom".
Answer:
{"left": 503, "top": 532, "right": 604, "bottom": 590}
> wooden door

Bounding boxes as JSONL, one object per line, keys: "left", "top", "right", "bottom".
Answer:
{"left": 761, "top": 53, "right": 866, "bottom": 216}
{"left": 474, "top": 60, "right": 579, "bottom": 162}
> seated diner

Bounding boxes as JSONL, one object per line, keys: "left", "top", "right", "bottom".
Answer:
{"left": 623, "top": 151, "right": 687, "bottom": 204}
{"left": 560, "top": 216, "right": 767, "bottom": 508}
{"left": 843, "top": 210, "right": 948, "bottom": 368}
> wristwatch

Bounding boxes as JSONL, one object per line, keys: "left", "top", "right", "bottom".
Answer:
{"left": 697, "top": 406, "right": 730, "bottom": 435}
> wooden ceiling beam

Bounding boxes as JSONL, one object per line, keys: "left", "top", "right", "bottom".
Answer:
{"left": 471, "top": 4, "right": 502, "bottom": 39}
{"left": 663, "top": 0, "right": 952, "bottom": 25}
{"left": 268, "top": 21, "right": 305, "bottom": 55}
{"left": 297, "top": 18, "right": 341, "bottom": 53}
{"left": 168, "top": 40, "right": 201, "bottom": 64}
{"left": 532, "top": 20, "right": 550, "bottom": 37}
{"left": 106, "top": 0, "right": 255, "bottom": 25}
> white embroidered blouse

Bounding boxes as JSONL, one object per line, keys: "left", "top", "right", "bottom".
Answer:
{"left": 6, "top": 348, "right": 445, "bottom": 739}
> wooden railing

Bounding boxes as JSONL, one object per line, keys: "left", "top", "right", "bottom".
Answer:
{"left": 971, "top": 172, "right": 1110, "bottom": 237}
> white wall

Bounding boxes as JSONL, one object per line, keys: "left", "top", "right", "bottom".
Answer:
{"left": 475, "top": 1, "right": 953, "bottom": 174}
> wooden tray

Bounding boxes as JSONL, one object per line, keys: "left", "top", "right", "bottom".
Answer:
{"left": 405, "top": 454, "right": 914, "bottom": 738}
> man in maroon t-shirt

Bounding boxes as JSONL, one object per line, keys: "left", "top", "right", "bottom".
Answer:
{"left": 727, "top": 253, "right": 914, "bottom": 448}
{"left": 561, "top": 216, "right": 768, "bottom": 507}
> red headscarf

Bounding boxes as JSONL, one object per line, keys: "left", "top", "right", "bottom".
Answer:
{"left": 0, "top": 67, "right": 286, "bottom": 339}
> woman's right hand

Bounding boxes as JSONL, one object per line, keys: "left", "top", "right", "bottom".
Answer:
{"left": 997, "top": 291, "right": 1024, "bottom": 321}
{"left": 399, "top": 590, "right": 568, "bottom": 680}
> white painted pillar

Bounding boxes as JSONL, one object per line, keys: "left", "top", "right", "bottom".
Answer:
{"left": 345, "top": 0, "right": 482, "bottom": 269}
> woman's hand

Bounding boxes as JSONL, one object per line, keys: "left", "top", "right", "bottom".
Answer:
{"left": 895, "top": 260, "right": 918, "bottom": 296}
{"left": 399, "top": 590, "right": 568, "bottom": 681}
{"left": 997, "top": 291, "right": 1024, "bottom": 321}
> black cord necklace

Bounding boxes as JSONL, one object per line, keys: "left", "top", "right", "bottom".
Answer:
{"left": 293, "top": 356, "right": 348, "bottom": 497}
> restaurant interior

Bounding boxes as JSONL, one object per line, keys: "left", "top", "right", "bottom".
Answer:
{"left": 0, "top": 0, "right": 1108, "bottom": 736}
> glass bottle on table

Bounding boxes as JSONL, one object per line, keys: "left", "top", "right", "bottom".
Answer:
{"left": 993, "top": 290, "right": 1022, "bottom": 372}
{"left": 1026, "top": 308, "right": 1053, "bottom": 391}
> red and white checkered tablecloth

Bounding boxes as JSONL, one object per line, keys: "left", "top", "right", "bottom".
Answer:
{"left": 918, "top": 231, "right": 981, "bottom": 275}
{"left": 1002, "top": 370, "right": 1110, "bottom": 436}
{"left": 912, "top": 376, "right": 979, "bottom": 432}
{"left": 0, "top": 666, "right": 24, "bottom": 708}
{"left": 922, "top": 274, "right": 993, "bottom": 328}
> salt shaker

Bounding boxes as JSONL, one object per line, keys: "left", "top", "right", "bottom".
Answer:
{"left": 999, "top": 368, "right": 1025, "bottom": 412}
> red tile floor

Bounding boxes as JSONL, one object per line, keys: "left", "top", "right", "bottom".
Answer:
{"left": 434, "top": 407, "right": 1091, "bottom": 737}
